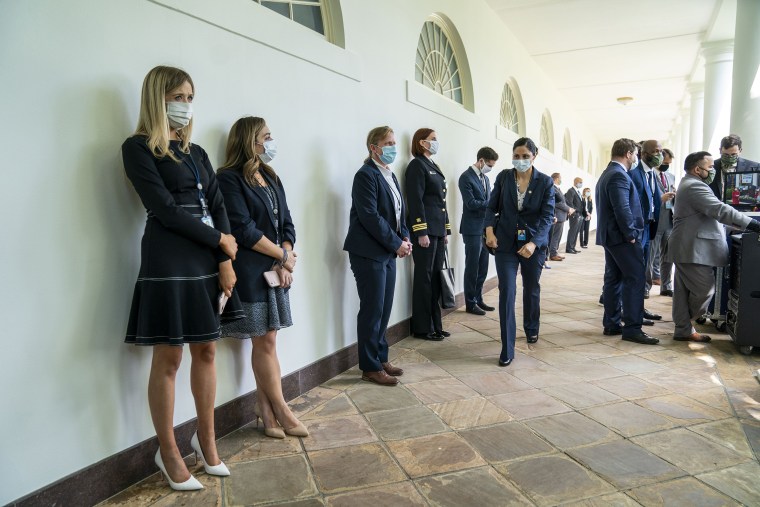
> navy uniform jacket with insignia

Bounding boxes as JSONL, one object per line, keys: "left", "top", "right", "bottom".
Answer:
{"left": 405, "top": 155, "right": 451, "bottom": 237}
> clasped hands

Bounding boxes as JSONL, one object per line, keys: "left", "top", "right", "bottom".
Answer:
{"left": 397, "top": 238, "right": 413, "bottom": 258}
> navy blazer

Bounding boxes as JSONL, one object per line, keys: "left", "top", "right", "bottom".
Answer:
{"left": 629, "top": 162, "right": 662, "bottom": 226}
{"left": 216, "top": 168, "right": 296, "bottom": 303}
{"left": 485, "top": 168, "right": 554, "bottom": 252}
{"left": 595, "top": 161, "right": 644, "bottom": 247}
{"left": 405, "top": 156, "right": 451, "bottom": 237}
{"left": 344, "top": 160, "right": 410, "bottom": 261}
{"left": 458, "top": 166, "right": 491, "bottom": 235}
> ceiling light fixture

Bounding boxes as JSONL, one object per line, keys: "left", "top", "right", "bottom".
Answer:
{"left": 617, "top": 96, "right": 634, "bottom": 106}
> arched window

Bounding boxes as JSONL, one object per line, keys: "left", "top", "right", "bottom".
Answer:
{"left": 539, "top": 111, "right": 554, "bottom": 152}
{"left": 563, "top": 130, "right": 572, "bottom": 162}
{"left": 255, "top": 0, "right": 328, "bottom": 37}
{"left": 500, "top": 80, "right": 524, "bottom": 135}
{"left": 587, "top": 151, "right": 593, "bottom": 174}
{"left": 415, "top": 18, "right": 466, "bottom": 105}
{"left": 577, "top": 142, "right": 584, "bottom": 169}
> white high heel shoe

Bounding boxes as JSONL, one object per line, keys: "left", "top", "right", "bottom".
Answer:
{"left": 190, "top": 432, "right": 230, "bottom": 477}
{"left": 154, "top": 449, "right": 204, "bottom": 491}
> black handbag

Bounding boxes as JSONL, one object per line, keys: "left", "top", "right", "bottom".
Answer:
{"left": 483, "top": 172, "right": 504, "bottom": 255}
{"left": 439, "top": 248, "right": 456, "bottom": 309}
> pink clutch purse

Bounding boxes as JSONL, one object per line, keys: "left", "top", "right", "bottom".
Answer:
{"left": 263, "top": 270, "right": 281, "bottom": 288}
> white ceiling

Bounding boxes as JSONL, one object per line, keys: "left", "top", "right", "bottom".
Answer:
{"left": 485, "top": 0, "right": 735, "bottom": 148}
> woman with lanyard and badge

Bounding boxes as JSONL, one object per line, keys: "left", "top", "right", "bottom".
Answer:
{"left": 484, "top": 137, "right": 554, "bottom": 366}
{"left": 216, "top": 117, "right": 307, "bottom": 438}
{"left": 122, "top": 66, "right": 243, "bottom": 490}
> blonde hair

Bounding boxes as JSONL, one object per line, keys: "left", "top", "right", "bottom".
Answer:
{"left": 365, "top": 126, "right": 394, "bottom": 163}
{"left": 135, "top": 66, "right": 194, "bottom": 162}
{"left": 218, "top": 116, "right": 278, "bottom": 187}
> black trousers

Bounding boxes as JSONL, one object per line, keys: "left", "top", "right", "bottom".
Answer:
{"left": 411, "top": 235, "right": 445, "bottom": 334}
{"left": 349, "top": 253, "right": 395, "bottom": 372}
{"left": 580, "top": 218, "right": 591, "bottom": 246}
{"left": 549, "top": 220, "right": 565, "bottom": 257}
{"left": 566, "top": 215, "right": 582, "bottom": 252}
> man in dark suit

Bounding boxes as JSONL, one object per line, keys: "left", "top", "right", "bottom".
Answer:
{"left": 708, "top": 134, "right": 760, "bottom": 201}
{"left": 564, "top": 177, "right": 584, "bottom": 254}
{"left": 458, "top": 147, "right": 498, "bottom": 315}
{"left": 548, "top": 173, "right": 573, "bottom": 261}
{"left": 596, "top": 138, "right": 658, "bottom": 344}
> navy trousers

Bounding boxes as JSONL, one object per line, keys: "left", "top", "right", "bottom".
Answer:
{"left": 349, "top": 253, "right": 395, "bottom": 372}
{"left": 463, "top": 234, "right": 489, "bottom": 308}
{"left": 602, "top": 241, "right": 645, "bottom": 336}
{"left": 495, "top": 247, "right": 545, "bottom": 362}
{"left": 411, "top": 235, "right": 445, "bottom": 334}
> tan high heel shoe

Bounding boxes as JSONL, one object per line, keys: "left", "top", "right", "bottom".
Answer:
{"left": 253, "top": 403, "right": 285, "bottom": 439}
{"left": 283, "top": 421, "right": 309, "bottom": 438}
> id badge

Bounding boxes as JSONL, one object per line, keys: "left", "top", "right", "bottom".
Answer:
{"left": 665, "top": 199, "right": 673, "bottom": 210}
{"left": 517, "top": 229, "right": 526, "bottom": 241}
{"left": 201, "top": 214, "right": 215, "bottom": 228}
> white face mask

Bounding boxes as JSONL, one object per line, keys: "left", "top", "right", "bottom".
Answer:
{"left": 481, "top": 163, "right": 493, "bottom": 174}
{"left": 166, "top": 101, "right": 193, "bottom": 129}
{"left": 427, "top": 139, "right": 439, "bottom": 155}
{"left": 513, "top": 159, "right": 531, "bottom": 172}
{"left": 258, "top": 139, "right": 277, "bottom": 164}
{"left": 575, "top": 183, "right": 583, "bottom": 189}
{"left": 630, "top": 155, "right": 639, "bottom": 170}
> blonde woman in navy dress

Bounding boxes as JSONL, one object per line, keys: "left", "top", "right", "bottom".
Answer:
{"left": 217, "top": 117, "right": 308, "bottom": 439}
{"left": 122, "top": 66, "right": 243, "bottom": 490}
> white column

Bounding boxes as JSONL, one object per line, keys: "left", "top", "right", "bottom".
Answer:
{"left": 677, "top": 108, "right": 691, "bottom": 186}
{"left": 701, "top": 40, "right": 734, "bottom": 153}
{"left": 730, "top": 0, "right": 760, "bottom": 162}
{"left": 688, "top": 83, "right": 705, "bottom": 152}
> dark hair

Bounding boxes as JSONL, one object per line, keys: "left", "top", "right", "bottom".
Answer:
{"left": 720, "top": 134, "right": 742, "bottom": 151}
{"left": 476, "top": 146, "right": 498, "bottom": 161}
{"left": 684, "top": 151, "right": 712, "bottom": 172}
{"left": 411, "top": 128, "right": 434, "bottom": 157}
{"left": 550, "top": 172, "right": 561, "bottom": 181}
{"left": 513, "top": 137, "right": 538, "bottom": 155}
{"left": 611, "top": 138, "right": 639, "bottom": 158}
{"left": 662, "top": 148, "right": 674, "bottom": 159}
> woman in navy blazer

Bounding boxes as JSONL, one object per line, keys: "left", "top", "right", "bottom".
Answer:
{"left": 343, "top": 126, "right": 413, "bottom": 386}
{"left": 217, "top": 117, "right": 308, "bottom": 439}
{"left": 485, "top": 138, "right": 554, "bottom": 366}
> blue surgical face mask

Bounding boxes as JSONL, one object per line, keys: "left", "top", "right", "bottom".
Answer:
{"left": 427, "top": 140, "right": 439, "bottom": 155}
{"left": 378, "top": 145, "right": 397, "bottom": 165}
{"left": 257, "top": 139, "right": 277, "bottom": 164}
{"left": 513, "top": 159, "right": 531, "bottom": 172}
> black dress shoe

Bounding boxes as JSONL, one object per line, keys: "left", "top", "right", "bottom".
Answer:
{"left": 466, "top": 306, "right": 486, "bottom": 316}
{"left": 622, "top": 332, "right": 659, "bottom": 345}
{"left": 643, "top": 309, "right": 662, "bottom": 320}
{"left": 642, "top": 319, "right": 654, "bottom": 326}
{"left": 599, "top": 294, "right": 604, "bottom": 305}
{"left": 660, "top": 289, "right": 673, "bottom": 297}
{"left": 581, "top": 245, "right": 588, "bottom": 249}
{"left": 603, "top": 326, "right": 622, "bottom": 336}
{"left": 498, "top": 357, "right": 513, "bottom": 367}
{"left": 477, "top": 302, "right": 496, "bottom": 312}
{"left": 435, "top": 330, "right": 451, "bottom": 338}
{"left": 527, "top": 335, "right": 538, "bottom": 344}
{"left": 413, "top": 332, "right": 444, "bottom": 341}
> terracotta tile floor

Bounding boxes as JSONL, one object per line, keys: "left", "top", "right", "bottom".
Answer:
{"left": 100, "top": 243, "right": 760, "bottom": 506}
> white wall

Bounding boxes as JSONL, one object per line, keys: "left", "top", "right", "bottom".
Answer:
{"left": 0, "top": 0, "right": 599, "bottom": 502}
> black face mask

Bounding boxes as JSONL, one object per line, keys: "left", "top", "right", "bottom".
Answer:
{"left": 659, "top": 164, "right": 669, "bottom": 172}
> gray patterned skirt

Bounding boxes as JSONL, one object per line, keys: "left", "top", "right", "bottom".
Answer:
{"left": 221, "top": 287, "right": 292, "bottom": 338}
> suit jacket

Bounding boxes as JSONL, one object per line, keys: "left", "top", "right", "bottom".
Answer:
{"left": 595, "top": 161, "right": 644, "bottom": 247}
{"left": 565, "top": 187, "right": 583, "bottom": 218}
{"left": 654, "top": 168, "right": 676, "bottom": 231}
{"left": 485, "top": 168, "right": 554, "bottom": 252}
{"left": 344, "top": 160, "right": 410, "bottom": 262}
{"left": 216, "top": 168, "right": 296, "bottom": 302}
{"left": 665, "top": 174, "right": 752, "bottom": 266}
{"left": 581, "top": 196, "right": 593, "bottom": 218}
{"left": 552, "top": 185, "right": 571, "bottom": 222}
{"left": 629, "top": 162, "right": 662, "bottom": 231}
{"left": 458, "top": 166, "right": 491, "bottom": 235}
{"left": 405, "top": 155, "right": 451, "bottom": 237}
{"left": 708, "top": 157, "right": 760, "bottom": 200}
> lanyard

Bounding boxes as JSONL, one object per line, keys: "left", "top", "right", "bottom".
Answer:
{"left": 183, "top": 153, "right": 209, "bottom": 216}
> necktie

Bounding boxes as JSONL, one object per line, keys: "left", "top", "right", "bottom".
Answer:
{"left": 660, "top": 171, "right": 667, "bottom": 190}
{"left": 479, "top": 173, "right": 486, "bottom": 194}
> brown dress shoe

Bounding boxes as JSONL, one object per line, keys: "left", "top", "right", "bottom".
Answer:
{"left": 382, "top": 362, "right": 404, "bottom": 376}
{"left": 362, "top": 370, "right": 399, "bottom": 386}
{"left": 673, "top": 332, "right": 711, "bottom": 343}
{"left": 549, "top": 255, "right": 564, "bottom": 261}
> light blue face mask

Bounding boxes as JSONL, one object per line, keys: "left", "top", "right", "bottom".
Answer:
{"left": 378, "top": 145, "right": 397, "bottom": 165}
{"left": 513, "top": 159, "right": 532, "bottom": 172}
{"left": 427, "top": 140, "right": 439, "bottom": 155}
